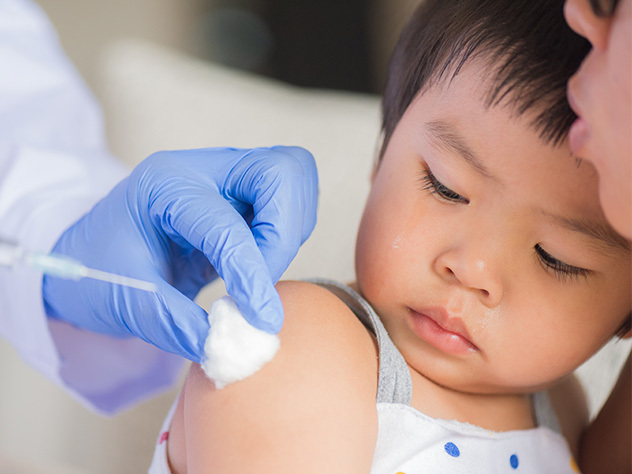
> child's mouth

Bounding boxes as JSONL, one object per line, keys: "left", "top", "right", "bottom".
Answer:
{"left": 408, "top": 308, "right": 479, "bottom": 355}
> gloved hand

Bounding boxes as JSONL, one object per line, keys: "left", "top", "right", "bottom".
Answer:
{"left": 43, "top": 146, "right": 318, "bottom": 363}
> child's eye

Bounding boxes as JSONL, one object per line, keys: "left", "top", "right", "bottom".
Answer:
{"left": 420, "top": 168, "right": 469, "bottom": 204}
{"left": 535, "top": 244, "right": 590, "bottom": 282}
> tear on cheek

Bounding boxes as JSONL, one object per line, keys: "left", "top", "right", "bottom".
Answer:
{"left": 392, "top": 231, "right": 407, "bottom": 249}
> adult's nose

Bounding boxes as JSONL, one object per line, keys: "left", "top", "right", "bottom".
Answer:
{"left": 564, "top": 0, "right": 613, "bottom": 51}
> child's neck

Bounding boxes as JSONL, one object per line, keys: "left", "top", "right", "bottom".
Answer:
{"left": 407, "top": 364, "right": 535, "bottom": 432}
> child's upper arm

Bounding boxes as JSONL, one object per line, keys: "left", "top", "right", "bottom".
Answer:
{"left": 182, "top": 281, "right": 379, "bottom": 473}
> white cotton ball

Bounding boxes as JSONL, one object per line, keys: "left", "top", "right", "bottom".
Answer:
{"left": 201, "top": 295, "right": 280, "bottom": 389}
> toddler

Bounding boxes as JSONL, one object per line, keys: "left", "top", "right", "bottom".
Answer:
{"left": 151, "top": 0, "right": 632, "bottom": 472}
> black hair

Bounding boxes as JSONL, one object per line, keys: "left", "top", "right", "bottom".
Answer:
{"left": 380, "top": 0, "right": 591, "bottom": 159}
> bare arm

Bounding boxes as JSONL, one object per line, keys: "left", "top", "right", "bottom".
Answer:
{"left": 579, "top": 353, "right": 631, "bottom": 474}
{"left": 171, "top": 281, "right": 379, "bottom": 473}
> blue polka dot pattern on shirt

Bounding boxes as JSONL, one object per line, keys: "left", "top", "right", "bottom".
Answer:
{"left": 444, "top": 442, "right": 460, "bottom": 457}
{"left": 510, "top": 454, "right": 519, "bottom": 469}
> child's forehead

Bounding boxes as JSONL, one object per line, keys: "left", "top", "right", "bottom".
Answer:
{"left": 418, "top": 53, "right": 575, "bottom": 148}
{"left": 416, "top": 61, "right": 548, "bottom": 138}
{"left": 422, "top": 59, "right": 548, "bottom": 134}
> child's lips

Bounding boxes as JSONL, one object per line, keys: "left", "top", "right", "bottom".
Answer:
{"left": 408, "top": 307, "right": 479, "bottom": 355}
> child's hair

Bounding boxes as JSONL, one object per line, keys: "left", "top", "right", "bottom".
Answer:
{"left": 379, "top": 0, "right": 590, "bottom": 158}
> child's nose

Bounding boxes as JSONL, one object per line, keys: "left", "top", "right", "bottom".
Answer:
{"left": 564, "top": 0, "right": 612, "bottom": 51}
{"left": 434, "top": 246, "right": 504, "bottom": 309}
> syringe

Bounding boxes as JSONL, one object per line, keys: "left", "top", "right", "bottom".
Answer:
{"left": 0, "top": 240, "right": 157, "bottom": 292}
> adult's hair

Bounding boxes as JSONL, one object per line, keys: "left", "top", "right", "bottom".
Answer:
{"left": 380, "top": 0, "right": 591, "bottom": 158}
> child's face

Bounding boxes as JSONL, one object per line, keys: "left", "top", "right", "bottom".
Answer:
{"left": 355, "top": 63, "right": 631, "bottom": 395}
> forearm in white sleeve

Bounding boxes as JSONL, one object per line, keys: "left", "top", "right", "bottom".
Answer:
{"left": 0, "top": 0, "right": 183, "bottom": 414}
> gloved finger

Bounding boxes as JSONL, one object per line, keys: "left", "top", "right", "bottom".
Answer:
{"left": 170, "top": 245, "right": 218, "bottom": 300}
{"left": 121, "top": 278, "right": 211, "bottom": 363}
{"left": 151, "top": 187, "right": 284, "bottom": 334}
{"left": 226, "top": 146, "right": 319, "bottom": 282}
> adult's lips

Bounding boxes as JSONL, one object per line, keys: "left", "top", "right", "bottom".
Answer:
{"left": 567, "top": 82, "right": 590, "bottom": 157}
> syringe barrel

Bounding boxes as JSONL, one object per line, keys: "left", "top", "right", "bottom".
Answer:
{"left": 24, "top": 252, "right": 84, "bottom": 280}
{"left": 0, "top": 240, "right": 22, "bottom": 268}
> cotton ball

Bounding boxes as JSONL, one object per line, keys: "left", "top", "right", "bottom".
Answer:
{"left": 201, "top": 295, "right": 280, "bottom": 389}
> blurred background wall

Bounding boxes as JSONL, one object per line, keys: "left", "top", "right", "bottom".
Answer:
{"left": 36, "top": 0, "right": 419, "bottom": 97}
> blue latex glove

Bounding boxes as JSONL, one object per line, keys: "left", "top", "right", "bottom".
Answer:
{"left": 43, "top": 146, "right": 318, "bottom": 363}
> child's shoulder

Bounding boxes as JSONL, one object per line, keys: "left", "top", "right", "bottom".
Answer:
{"left": 272, "top": 279, "right": 379, "bottom": 387}
{"left": 175, "top": 280, "right": 379, "bottom": 473}
{"left": 276, "top": 279, "right": 377, "bottom": 348}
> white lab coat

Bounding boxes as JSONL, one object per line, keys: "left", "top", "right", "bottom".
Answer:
{"left": 0, "top": 0, "right": 183, "bottom": 414}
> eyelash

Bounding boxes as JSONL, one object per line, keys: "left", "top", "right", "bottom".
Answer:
{"left": 419, "top": 165, "right": 590, "bottom": 282}
{"left": 419, "top": 167, "right": 469, "bottom": 204}
{"left": 535, "top": 244, "right": 590, "bottom": 282}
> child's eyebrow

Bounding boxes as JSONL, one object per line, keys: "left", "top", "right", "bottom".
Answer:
{"left": 541, "top": 211, "right": 631, "bottom": 254}
{"left": 425, "top": 120, "right": 497, "bottom": 180}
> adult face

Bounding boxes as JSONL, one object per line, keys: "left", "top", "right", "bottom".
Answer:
{"left": 565, "top": 0, "right": 632, "bottom": 238}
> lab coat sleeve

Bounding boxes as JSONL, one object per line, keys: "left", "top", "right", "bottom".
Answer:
{"left": 0, "top": 0, "right": 184, "bottom": 415}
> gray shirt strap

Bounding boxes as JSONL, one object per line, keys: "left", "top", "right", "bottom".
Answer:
{"left": 308, "top": 279, "right": 413, "bottom": 405}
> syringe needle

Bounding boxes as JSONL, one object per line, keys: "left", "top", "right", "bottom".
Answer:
{"left": 1, "top": 245, "right": 157, "bottom": 292}
{"left": 80, "top": 267, "right": 157, "bottom": 292}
